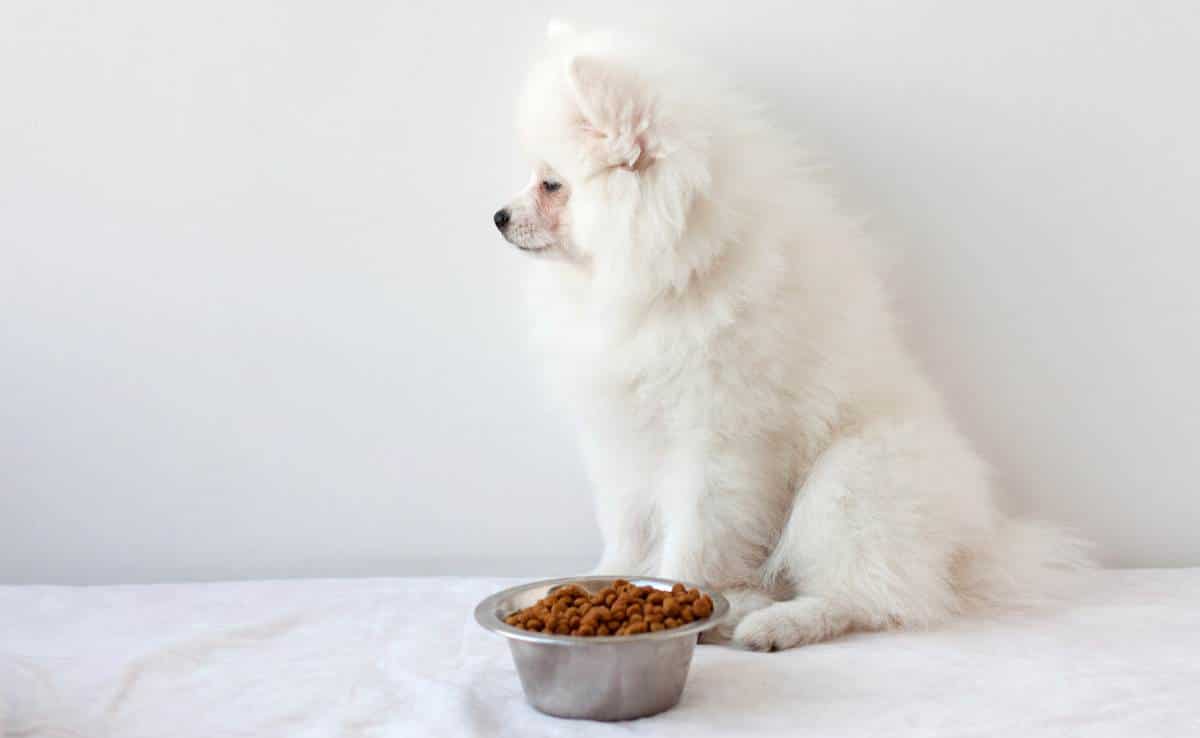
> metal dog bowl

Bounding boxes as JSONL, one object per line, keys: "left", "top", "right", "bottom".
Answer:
{"left": 475, "top": 575, "right": 729, "bottom": 721}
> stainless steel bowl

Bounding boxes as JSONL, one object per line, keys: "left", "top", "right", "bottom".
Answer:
{"left": 475, "top": 575, "right": 730, "bottom": 721}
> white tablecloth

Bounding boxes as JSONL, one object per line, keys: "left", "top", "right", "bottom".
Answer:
{"left": 2, "top": 569, "right": 1198, "bottom": 737}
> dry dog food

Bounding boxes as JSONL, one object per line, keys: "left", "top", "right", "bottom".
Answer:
{"left": 504, "top": 579, "right": 715, "bottom": 636}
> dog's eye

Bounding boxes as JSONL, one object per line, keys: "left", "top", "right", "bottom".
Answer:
{"left": 541, "top": 180, "right": 562, "bottom": 193}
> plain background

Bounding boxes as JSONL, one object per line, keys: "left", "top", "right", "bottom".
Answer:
{"left": 2, "top": 1, "right": 1198, "bottom": 584}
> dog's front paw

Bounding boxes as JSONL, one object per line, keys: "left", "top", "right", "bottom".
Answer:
{"left": 732, "top": 598, "right": 846, "bottom": 652}
{"left": 699, "top": 588, "right": 775, "bottom": 646}
{"left": 733, "top": 607, "right": 813, "bottom": 652}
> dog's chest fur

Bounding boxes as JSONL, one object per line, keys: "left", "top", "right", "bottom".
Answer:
{"left": 528, "top": 264, "right": 832, "bottom": 583}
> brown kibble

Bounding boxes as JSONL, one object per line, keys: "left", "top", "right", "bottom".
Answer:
{"left": 663, "top": 597, "right": 681, "bottom": 616}
{"left": 504, "top": 579, "right": 714, "bottom": 637}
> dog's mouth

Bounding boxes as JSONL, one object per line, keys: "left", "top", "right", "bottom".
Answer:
{"left": 500, "top": 230, "right": 556, "bottom": 255}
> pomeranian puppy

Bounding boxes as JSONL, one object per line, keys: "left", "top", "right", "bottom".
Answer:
{"left": 492, "top": 21, "right": 1088, "bottom": 650}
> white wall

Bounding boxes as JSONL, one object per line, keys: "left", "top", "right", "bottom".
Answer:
{"left": 2, "top": 1, "right": 1198, "bottom": 584}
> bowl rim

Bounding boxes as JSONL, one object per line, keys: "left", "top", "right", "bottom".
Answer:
{"left": 474, "top": 575, "right": 730, "bottom": 645}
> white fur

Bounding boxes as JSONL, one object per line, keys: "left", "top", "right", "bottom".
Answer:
{"left": 499, "top": 22, "right": 1090, "bottom": 650}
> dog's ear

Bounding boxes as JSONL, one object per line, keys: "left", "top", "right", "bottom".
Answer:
{"left": 566, "top": 55, "right": 657, "bottom": 172}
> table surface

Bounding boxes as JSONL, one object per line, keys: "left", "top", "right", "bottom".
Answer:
{"left": 3, "top": 569, "right": 1199, "bottom": 737}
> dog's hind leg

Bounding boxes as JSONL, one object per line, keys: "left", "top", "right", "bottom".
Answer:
{"left": 733, "top": 421, "right": 980, "bottom": 650}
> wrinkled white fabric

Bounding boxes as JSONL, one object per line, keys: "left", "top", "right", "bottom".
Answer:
{"left": 2, "top": 570, "right": 1198, "bottom": 737}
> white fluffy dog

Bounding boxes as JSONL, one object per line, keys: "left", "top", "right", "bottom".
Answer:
{"left": 493, "top": 22, "right": 1088, "bottom": 650}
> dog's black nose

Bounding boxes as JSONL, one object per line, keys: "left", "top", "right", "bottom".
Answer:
{"left": 493, "top": 209, "right": 510, "bottom": 230}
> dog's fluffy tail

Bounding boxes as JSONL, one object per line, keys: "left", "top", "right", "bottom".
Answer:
{"left": 959, "top": 516, "right": 1094, "bottom": 610}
